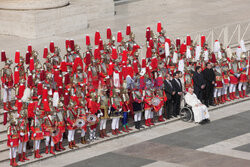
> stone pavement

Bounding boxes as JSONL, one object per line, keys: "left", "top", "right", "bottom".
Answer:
{"left": 15, "top": 99, "right": 250, "bottom": 167}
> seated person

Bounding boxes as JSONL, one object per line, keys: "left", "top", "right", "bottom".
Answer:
{"left": 184, "top": 87, "right": 210, "bottom": 124}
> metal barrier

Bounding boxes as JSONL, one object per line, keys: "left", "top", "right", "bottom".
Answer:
{"left": 169, "top": 20, "right": 250, "bottom": 49}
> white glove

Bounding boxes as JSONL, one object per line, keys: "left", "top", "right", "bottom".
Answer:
{"left": 28, "top": 132, "right": 30, "bottom": 137}
{"left": 4, "top": 85, "right": 8, "bottom": 89}
{"left": 108, "top": 109, "right": 111, "bottom": 115}
{"left": 33, "top": 133, "right": 36, "bottom": 137}
{"left": 105, "top": 76, "right": 110, "bottom": 79}
{"left": 128, "top": 110, "right": 130, "bottom": 113}
{"left": 20, "top": 132, "right": 24, "bottom": 136}
{"left": 10, "top": 142, "right": 13, "bottom": 147}
{"left": 142, "top": 97, "right": 144, "bottom": 101}
{"left": 215, "top": 83, "right": 217, "bottom": 86}
{"left": 237, "top": 74, "right": 241, "bottom": 78}
{"left": 119, "top": 108, "right": 122, "bottom": 112}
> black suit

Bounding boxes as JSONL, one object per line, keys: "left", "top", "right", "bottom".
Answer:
{"left": 171, "top": 78, "right": 182, "bottom": 117}
{"left": 202, "top": 68, "right": 215, "bottom": 106}
{"left": 164, "top": 80, "right": 174, "bottom": 119}
{"left": 192, "top": 71, "right": 206, "bottom": 102}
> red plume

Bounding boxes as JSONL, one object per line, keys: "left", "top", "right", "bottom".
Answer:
{"left": 70, "top": 39, "right": 75, "bottom": 51}
{"left": 14, "top": 68, "right": 19, "bottom": 85}
{"left": 29, "top": 58, "right": 35, "bottom": 71}
{"left": 15, "top": 50, "right": 20, "bottom": 63}
{"left": 94, "top": 48, "right": 101, "bottom": 60}
{"left": 1, "top": 50, "right": 6, "bottom": 62}
{"left": 117, "top": 31, "right": 122, "bottom": 43}
{"left": 142, "top": 58, "right": 146, "bottom": 68}
{"left": 25, "top": 51, "right": 31, "bottom": 64}
{"left": 201, "top": 35, "right": 206, "bottom": 47}
{"left": 186, "top": 35, "right": 191, "bottom": 46}
{"left": 65, "top": 39, "right": 70, "bottom": 49}
{"left": 37, "top": 82, "right": 43, "bottom": 95}
{"left": 157, "top": 22, "right": 162, "bottom": 33}
{"left": 27, "top": 44, "right": 32, "bottom": 53}
{"left": 111, "top": 48, "right": 118, "bottom": 60}
{"left": 107, "top": 27, "right": 112, "bottom": 39}
{"left": 49, "top": 41, "right": 55, "bottom": 53}
{"left": 176, "top": 38, "right": 181, "bottom": 48}
{"left": 146, "top": 46, "right": 152, "bottom": 58}
{"left": 126, "top": 24, "right": 131, "bottom": 35}
{"left": 95, "top": 31, "right": 100, "bottom": 45}
{"left": 86, "top": 35, "right": 90, "bottom": 46}
{"left": 43, "top": 47, "right": 48, "bottom": 58}
{"left": 60, "top": 61, "right": 67, "bottom": 72}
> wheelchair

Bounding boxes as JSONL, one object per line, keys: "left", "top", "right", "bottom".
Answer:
{"left": 179, "top": 101, "right": 194, "bottom": 122}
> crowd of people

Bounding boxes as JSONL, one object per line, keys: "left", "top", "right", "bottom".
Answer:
{"left": 2, "top": 22, "right": 249, "bottom": 166}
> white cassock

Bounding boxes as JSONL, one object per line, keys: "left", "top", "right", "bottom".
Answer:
{"left": 184, "top": 92, "right": 209, "bottom": 123}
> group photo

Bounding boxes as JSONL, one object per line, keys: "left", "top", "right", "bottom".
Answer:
{"left": 0, "top": 0, "right": 250, "bottom": 167}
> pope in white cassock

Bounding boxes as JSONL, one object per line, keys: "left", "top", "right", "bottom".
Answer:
{"left": 184, "top": 87, "right": 210, "bottom": 123}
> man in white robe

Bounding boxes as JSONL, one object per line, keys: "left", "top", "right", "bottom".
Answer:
{"left": 184, "top": 87, "right": 210, "bottom": 123}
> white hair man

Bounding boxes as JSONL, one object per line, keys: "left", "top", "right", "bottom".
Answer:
{"left": 184, "top": 87, "right": 210, "bottom": 124}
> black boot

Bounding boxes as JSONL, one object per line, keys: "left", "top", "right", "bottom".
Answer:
{"left": 135, "top": 122, "right": 140, "bottom": 129}
{"left": 139, "top": 121, "right": 145, "bottom": 129}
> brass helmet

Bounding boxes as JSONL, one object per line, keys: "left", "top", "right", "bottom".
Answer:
{"left": 20, "top": 109, "right": 28, "bottom": 118}
{"left": 9, "top": 114, "right": 17, "bottom": 125}
{"left": 5, "top": 59, "right": 13, "bottom": 66}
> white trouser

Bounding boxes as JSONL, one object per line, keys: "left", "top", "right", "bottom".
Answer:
{"left": 145, "top": 109, "right": 151, "bottom": 119}
{"left": 111, "top": 118, "right": 120, "bottom": 130}
{"left": 158, "top": 107, "right": 163, "bottom": 116}
{"left": 9, "top": 147, "right": 17, "bottom": 159}
{"left": 99, "top": 119, "right": 107, "bottom": 130}
{"left": 150, "top": 110, "right": 154, "bottom": 119}
{"left": 134, "top": 112, "right": 142, "bottom": 122}
{"left": 18, "top": 141, "right": 27, "bottom": 153}
{"left": 3, "top": 88, "right": 11, "bottom": 102}
{"left": 223, "top": 84, "right": 229, "bottom": 95}
{"left": 81, "top": 129, "right": 85, "bottom": 137}
{"left": 214, "top": 88, "right": 222, "bottom": 97}
{"left": 67, "top": 130, "right": 75, "bottom": 142}
{"left": 34, "top": 140, "right": 41, "bottom": 150}
{"left": 238, "top": 82, "right": 247, "bottom": 91}
{"left": 229, "top": 84, "right": 236, "bottom": 93}
{"left": 45, "top": 136, "right": 54, "bottom": 147}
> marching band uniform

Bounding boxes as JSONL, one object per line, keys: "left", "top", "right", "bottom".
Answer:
{"left": 221, "top": 59, "right": 231, "bottom": 102}
{"left": 110, "top": 88, "right": 123, "bottom": 135}
{"left": 42, "top": 113, "right": 56, "bottom": 155}
{"left": 55, "top": 102, "right": 66, "bottom": 150}
{"left": 132, "top": 84, "right": 144, "bottom": 130}
{"left": 30, "top": 110, "right": 44, "bottom": 159}
{"left": 214, "top": 63, "right": 224, "bottom": 105}
{"left": 87, "top": 91, "right": 100, "bottom": 141}
{"left": 1, "top": 59, "right": 14, "bottom": 125}
{"left": 238, "top": 54, "right": 249, "bottom": 98}
{"left": 18, "top": 110, "right": 30, "bottom": 162}
{"left": 7, "top": 117, "right": 19, "bottom": 166}
{"left": 98, "top": 89, "right": 110, "bottom": 138}
{"left": 229, "top": 57, "right": 239, "bottom": 100}
{"left": 66, "top": 102, "right": 78, "bottom": 149}
{"left": 120, "top": 84, "right": 132, "bottom": 132}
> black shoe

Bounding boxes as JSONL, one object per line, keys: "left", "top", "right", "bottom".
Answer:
{"left": 209, "top": 103, "right": 216, "bottom": 106}
{"left": 205, "top": 119, "right": 211, "bottom": 123}
{"left": 139, "top": 121, "right": 145, "bottom": 129}
{"left": 135, "top": 122, "right": 140, "bottom": 129}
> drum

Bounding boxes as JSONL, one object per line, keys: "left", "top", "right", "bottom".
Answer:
{"left": 87, "top": 114, "right": 99, "bottom": 126}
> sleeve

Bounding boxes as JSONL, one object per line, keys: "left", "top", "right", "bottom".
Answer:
{"left": 184, "top": 94, "right": 197, "bottom": 107}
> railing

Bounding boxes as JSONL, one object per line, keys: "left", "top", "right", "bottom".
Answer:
{"left": 168, "top": 20, "right": 250, "bottom": 49}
